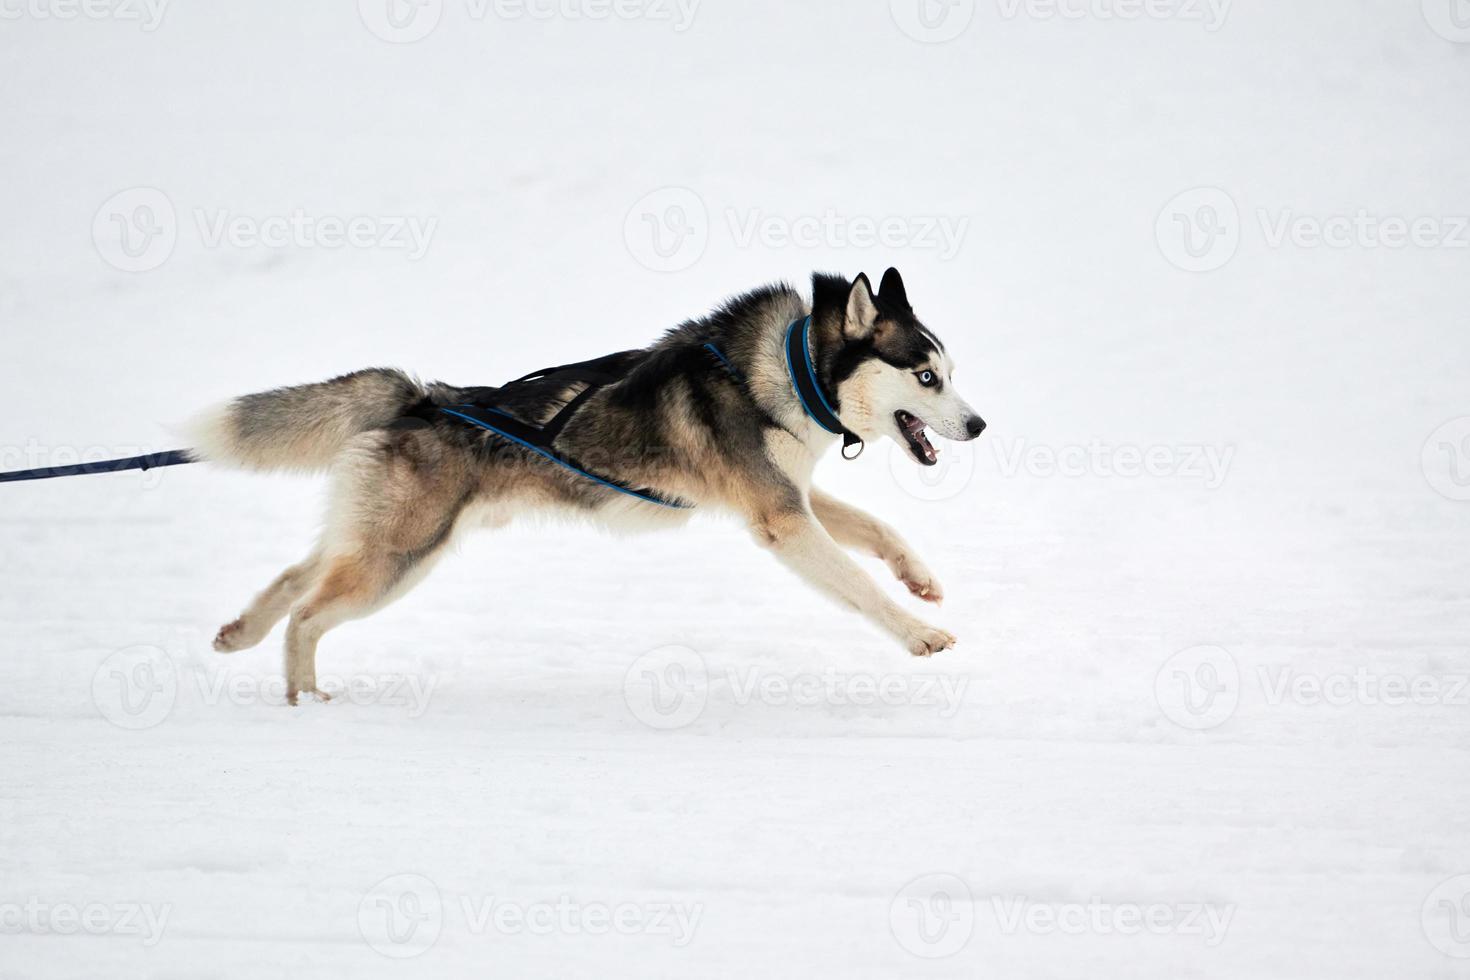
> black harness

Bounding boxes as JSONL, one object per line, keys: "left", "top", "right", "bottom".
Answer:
{"left": 436, "top": 317, "right": 862, "bottom": 508}
{"left": 438, "top": 354, "right": 692, "bottom": 510}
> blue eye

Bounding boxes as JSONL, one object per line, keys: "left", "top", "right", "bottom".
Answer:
{"left": 916, "top": 370, "right": 937, "bottom": 387}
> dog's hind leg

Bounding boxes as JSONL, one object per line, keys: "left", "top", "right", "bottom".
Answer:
{"left": 281, "top": 427, "right": 472, "bottom": 704}
{"left": 214, "top": 552, "right": 323, "bottom": 653}
{"left": 809, "top": 487, "right": 943, "bottom": 605}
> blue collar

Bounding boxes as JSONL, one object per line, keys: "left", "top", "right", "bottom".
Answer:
{"left": 783, "top": 316, "right": 864, "bottom": 459}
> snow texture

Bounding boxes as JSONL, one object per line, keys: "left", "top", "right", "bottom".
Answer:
{"left": 2, "top": 1, "right": 1469, "bottom": 977}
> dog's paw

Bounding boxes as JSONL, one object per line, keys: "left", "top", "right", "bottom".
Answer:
{"left": 286, "top": 688, "right": 333, "bottom": 707}
{"left": 893, "top": 556, "right": 944, "bottom": 605}
{"left": 213, "top": 619, "right": 249, "bottom": 653}
{"left": 905, "top": 624, "right": 957, "bottom": 657}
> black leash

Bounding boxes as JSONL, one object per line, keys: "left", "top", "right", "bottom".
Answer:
{"left": 0, "top": 449, "right": 195, "bottom": 484}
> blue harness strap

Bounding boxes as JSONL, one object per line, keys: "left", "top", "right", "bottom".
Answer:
{"left": 438, "top": 358, "right": 690, "bottom": 510}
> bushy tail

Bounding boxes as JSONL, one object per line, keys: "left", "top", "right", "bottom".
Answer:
{"left": 185, "top": 368, "right": 424, "bottom": 473}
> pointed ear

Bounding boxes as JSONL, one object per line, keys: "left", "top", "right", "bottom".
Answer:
{"left": 879, "top": 267, "right": 910, "bottom": 311}
{"left": 844, "top": 273, "right": 879, "bottom": 339}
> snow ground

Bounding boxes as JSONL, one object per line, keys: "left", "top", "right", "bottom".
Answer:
{"left": 3, "top": 0, "right": 1470, "bottom": 976}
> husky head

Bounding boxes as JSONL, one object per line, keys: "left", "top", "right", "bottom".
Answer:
{"left": 815, "top": 269, "right": 985, "bottom": 466}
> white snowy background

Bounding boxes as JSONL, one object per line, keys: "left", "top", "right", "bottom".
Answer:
{"left": 3, "top": 0, "right": 1469, "bottom": 976}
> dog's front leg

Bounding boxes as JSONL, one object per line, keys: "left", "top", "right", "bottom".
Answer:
{"left": 750, "top": 506, "right": 955, "bottom": 656}
{"left": 809, "top": 488, "right": 943, "bottom": 605}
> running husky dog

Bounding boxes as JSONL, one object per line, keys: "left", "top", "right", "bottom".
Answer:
{"left": 191, "top": 269, "right": 986, "bottom": 703}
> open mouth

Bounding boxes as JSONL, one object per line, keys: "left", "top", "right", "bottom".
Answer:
{"left": 895, "top": 410, "right": 937, "bottom": 466}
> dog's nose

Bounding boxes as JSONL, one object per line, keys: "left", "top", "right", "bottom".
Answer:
{"left": 966, "top": 416, "right": 987, "bottom": 439}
